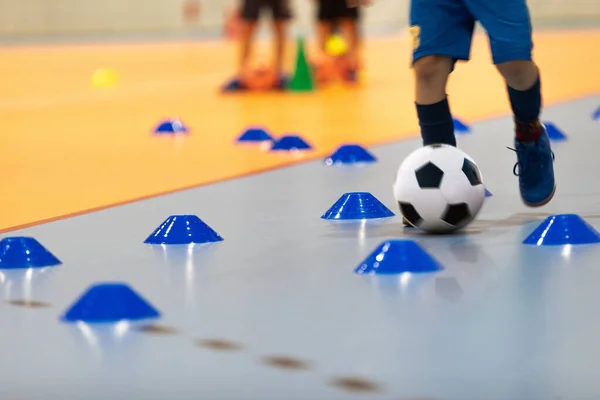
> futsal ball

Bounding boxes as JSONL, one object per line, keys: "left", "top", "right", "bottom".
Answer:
{"left": 393, "top": 144, "right": 485, "bottom": 233}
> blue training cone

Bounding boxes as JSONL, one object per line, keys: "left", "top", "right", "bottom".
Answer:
{"left": 236, "top": 127, "right": 273, "bottom": 143}
{"left": 0, "top": 237, "right": 62, "bottom": 270}
{"left": 453, "top": 118, "right": 471, "bottom": 134}
{"left": 221, "top": 77, "right": 247, "bottom": 93}
{"left": 321, "top": 192, "right": 394, "bottom": 220}
{"left": 523, "top": 214, "right": 600, "bottom": 246}
{"left": 324, "top": 144, "right": 377, "bottom": 165}
{"left": 61, "top": 283, "right": 160, "bottom": 323}
{"left": 593, "top": 107, "right": 600, "bottom": 122}
{"left": 543, "top": 122, "right": 567, "bottom": 141}
{"left": 271, "top": 135, "right": 312, "bottom": 151}
{"left": 145, "top": 215, "right": 223, "bottom": 245}
{"left": 153, "top": 119, "right": 188, "bottom": 135}
{"left": 355, "top": 240, "right": 443, "bottom": 275}
{"left": 485, "top": 188, "right": 493, "bottom": 197}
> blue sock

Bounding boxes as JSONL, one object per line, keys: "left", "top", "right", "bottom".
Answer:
{"left": 507, "top": 75, "right": 541, "bottom": 124}
{"left": 416, "top": 97, "right": 456, "bottom": 147}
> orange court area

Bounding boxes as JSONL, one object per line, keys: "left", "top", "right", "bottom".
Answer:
{"left": 1, "top": 29, "right": 599, "bottom": 233}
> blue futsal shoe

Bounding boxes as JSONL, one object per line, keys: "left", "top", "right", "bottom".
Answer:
{"left": 511, "top": 123, "right": 556, "bottom": 207}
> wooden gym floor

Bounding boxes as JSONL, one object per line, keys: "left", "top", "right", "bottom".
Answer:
{"left": 0, "top": 29, "right": 599, "bottom": 232}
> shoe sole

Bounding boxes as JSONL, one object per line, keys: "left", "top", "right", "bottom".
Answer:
{"left": 522, "top": 184, "right": 556, "bottom": 207}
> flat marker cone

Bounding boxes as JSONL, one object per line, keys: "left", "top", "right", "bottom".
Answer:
{"left": 237, "top": 127, "right": 273, "bottom": 143}
{"left": 543, "top": 122, "right": 567, "bottom": 141}
{"left": 324, "top": 144, "right": 377, "bottom": 165}
{"left": 453, "top": 118, "right": 470, "bottom": 133}
{"left": 0, "top": 237, "right": 61, "bottom": 270}
{"left": 288, "top": 37, "right": 315, "bottom": 92}
{"left": 593, "top": 107, "right": 600, "bottom": 122}
{"left": 270, "top": 135, "right": 312, "bottom": 151}
{"left": 153, "top": 119, "right": 188, "bottom": 135}
{"left": 523, "top": 214, "right": 600, "bottom": 246}
{"left": 145, "top": 215, "right": 223, "bottom": 245}
{"left": 321, "top": 192, "right": 394, "bottom": 220}
{"left": 355, "top": 240, "right": 443, "bottom": 275}
{"left": 61, "top": 283, "right": 160, "bottom": 323}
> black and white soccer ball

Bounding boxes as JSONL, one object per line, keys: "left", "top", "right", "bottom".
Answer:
{"left": 393, "top": 144, "right": 485, "bottom": 233}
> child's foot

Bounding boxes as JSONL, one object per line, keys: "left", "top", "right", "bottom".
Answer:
{"left": 273, "top": 75, "right": 288, "bottom": 90}
{"left": 222, "top": 77, "right": 248, "bottom": 92}
{"left": 511, "top": 122, "right": 556, "bottom": 207}
{"left": 345, "top": 68, "right": 358, "bottom": 83}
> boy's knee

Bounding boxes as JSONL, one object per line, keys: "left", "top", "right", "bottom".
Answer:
{"left": 413, "top": 56, "right": 452, "bottom": 85}
{"left": 241, "top": 21, "right": 257, "bottom": 36}
{"left": 496, "top": 60, "right": 537, "bottom": 89}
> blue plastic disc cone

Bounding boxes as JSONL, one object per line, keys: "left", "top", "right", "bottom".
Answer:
{"left": 453, "top": 118, "right": 471, "bottom": 133}
{"left": 324, "top": 144, "right": 377, "bottom": 165}
{"left": 270, "top": 135, "right": 312, "bottom": 151}
{"left": 61, "top": 283, "right": 160, "bottom": 323}
{"left": 0, "top": 237, "right": 62, "bottom": 270}
{"left": 485, "top": 188, "right": 493, "bottom": 197}
{"left": 543, "top": 122, "right": 567, "bottom": 141}
{"left": 355, "top": 240, "right": 443, "bottom": 275}
{"left": 237, "top": 127, "right": 273, "bottom": 143}
{"left": 523, "top": 214, "right": 600, "bottom": 246}
{"left": 145, "top": 215, "right": 223, "bottom": 245}
{"left": 593, "top": 107, "right": 600, "bottom": 122}
{"left": 321, "top": 192, "right": 395, "bottom": 220}
{"left": 153, "top": 119, "right": 188, "bottom": 135}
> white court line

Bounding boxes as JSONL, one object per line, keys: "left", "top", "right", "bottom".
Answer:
{"left": 0, "top": 72, "right": 225, "bottom": 111}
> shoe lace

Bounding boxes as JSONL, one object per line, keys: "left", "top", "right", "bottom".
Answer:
{"left": 507, "top": 145, "right": 555, "bottom": 177}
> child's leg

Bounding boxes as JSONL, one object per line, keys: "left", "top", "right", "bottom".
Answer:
{"left": 272, "top": 19, "right": 287, "bottom": 75}
{"left": 499, "top": 59, "right": 542, "bottom": 142}
{"left": 317, "top": 22, "right": 332, "bottom": 53}
{"left": 324, "top": 0, "right": 360, "bottom": 70}
{"left": 338, "top": 18, "right": 359, "bottom": 70}
{"left": 399, "top": 0, "right": 474, "bottom": 226}
{"left": 470, "top": 0, "right": 540, "bottom": 132}
{"left": 469, "top": 0, "right": 555, "bottom": 206}
{"left": 239, "top": 22, "right": 258, "bottom": 75}
{"left": 270, "top": 0, "right": 293, "bottom": 76}
{"left": 316, "top": 0, "right": 334, "bottom": 53}
{"left": 409, "top": 0, "right": 475, "bottom": 147}
{"left": 239, "top": 0, "right": 261, "bottom": 76}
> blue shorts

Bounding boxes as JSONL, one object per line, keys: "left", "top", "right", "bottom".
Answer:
{"left": 409, "top": 0, "right": 533, "bottom": 65}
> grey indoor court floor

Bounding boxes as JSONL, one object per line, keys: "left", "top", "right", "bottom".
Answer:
{"left": 1, "top": 94, "right": 600, "bottom": 400}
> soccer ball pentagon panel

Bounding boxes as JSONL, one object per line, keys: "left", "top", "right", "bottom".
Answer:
{"left": 393, "top": 144, "right": 485, "bottom": 233}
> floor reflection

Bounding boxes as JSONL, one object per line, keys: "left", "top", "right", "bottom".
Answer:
{"left": 150, "top": 243, "right": 219, "bottom": 306}
{"left": 0, "top": 267, "right": 57, "bottom": 300}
